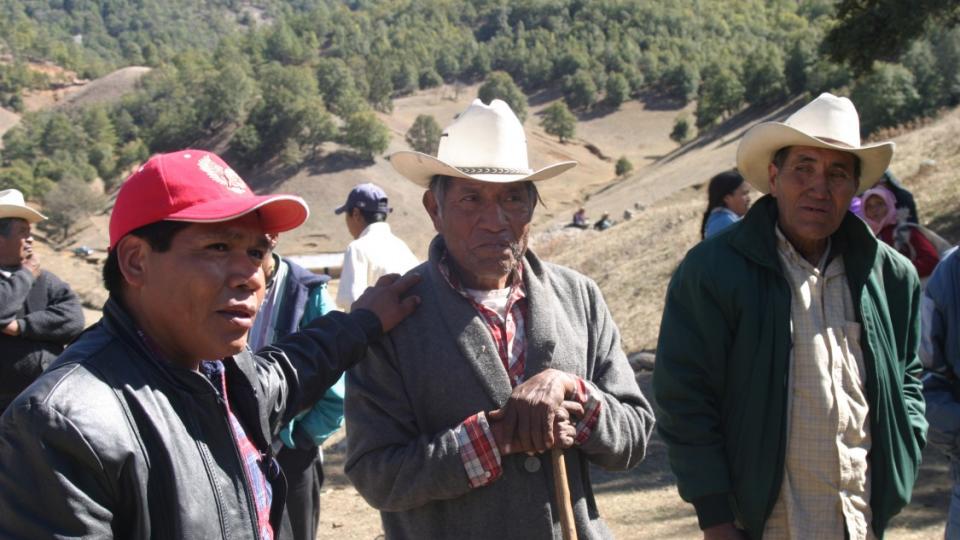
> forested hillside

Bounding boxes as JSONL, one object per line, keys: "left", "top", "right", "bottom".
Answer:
{"left": 1, "top": 0, "right": 958, "bottom": 212}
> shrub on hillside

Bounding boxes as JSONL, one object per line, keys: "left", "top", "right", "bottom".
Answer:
{"left": 406, "top": 114, "right": 442, "bottom": 155}
{"left": 541, "top": 102, "right": 576, "bottom": 143}
{"left": 341, "top": 111, "right": 390, "bottom": 160}
{"left": 696, "top": 63, "right": 744, "bottom": 129}
{"left": 0, "top": 161, "right": 51, "bottom": 200}
{"left": 615, "top": 156, "right": 633, "bottom": 177}
{"left": 43, "top": 177, "right": 104, "bottom": 240}
{"left": 671, "top": 114, "right": 693, "bottom": 144}
{"left": 478, "top": 71, "right": 527, "bottom": 122}
{"left": 604, "top": 73, "right": 630, "bottom": 109}
{"left": 563, "top": 69, "right": 598, "bottom": 110}
{"left": 851, "top": 63, "right": 921, "bottom": 134}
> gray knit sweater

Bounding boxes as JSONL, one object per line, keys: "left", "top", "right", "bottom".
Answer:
{"left": 345, "top": 237, "right": 654, "bottom": 539}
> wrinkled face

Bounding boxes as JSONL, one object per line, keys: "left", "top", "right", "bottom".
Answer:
{"left": 126, "top": 214, "right": 269, "bottom": 366}
{"left": 424, "top": 178, "right": 534, "bottom": 290}
{"left": 863, "top": 194, "right": 889, "bottom": 222}
{"left": 0, "top": 218, "right": 33, "bottom": 267}
{"left": 769, "top": 146, "right": 858, "bottom": 251}
{"left": 723, "top": 183, "right": 751, "bottom": 217}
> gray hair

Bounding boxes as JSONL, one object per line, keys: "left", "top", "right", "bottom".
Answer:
{"left": 428, "top": 175, "right": 542, "bottom": 218}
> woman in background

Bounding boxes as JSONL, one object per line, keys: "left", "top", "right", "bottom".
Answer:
{"left": 701, "top": 170, "right": 750, "bottom": 239}
{"left": 862, "top": 185, "right": 939, "bottom": 278}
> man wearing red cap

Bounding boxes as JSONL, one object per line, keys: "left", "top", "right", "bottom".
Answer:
{"left": 0, "top": 150, "right": 420, "bottom": 539}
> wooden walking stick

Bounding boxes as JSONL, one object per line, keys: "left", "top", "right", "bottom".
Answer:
{"left": 551, "top": 447, "right": 578, "bottom": 540}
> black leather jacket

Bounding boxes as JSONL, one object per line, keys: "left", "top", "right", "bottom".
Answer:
{"left": 0, "top": 298, "right": 380, "bottom": 538}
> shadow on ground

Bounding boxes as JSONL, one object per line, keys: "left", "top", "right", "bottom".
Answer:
{"left": 587, "top": 372, "right": 951, "bottom": 538}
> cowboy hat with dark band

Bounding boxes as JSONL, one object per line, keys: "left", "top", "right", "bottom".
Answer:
{"left": 389, "top": 99, "right": 577, "bottom": 187}
{"left": 737, "top": 93, "right": 894, "bottom": 195}
{"left": 0, "top": 189, "right": 46, "bottom": 223}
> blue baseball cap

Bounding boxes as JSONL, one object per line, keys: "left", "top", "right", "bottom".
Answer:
{"left": 334, "top": 183, "right": 392, "bottom": 215}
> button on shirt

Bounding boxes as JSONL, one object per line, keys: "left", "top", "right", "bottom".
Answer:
{"left": 336, "top": 222, "right": 419, "bottom": 310}
{"left": 763, "top": 227, "right": 873, "bottom": 540}
{"left": 436, "top": 253, "right": 603, "bottom": 489}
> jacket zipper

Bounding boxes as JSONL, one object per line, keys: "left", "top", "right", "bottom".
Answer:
{"left": 186, "top": 401, "right": 231, "bottom": 539}
{"left": 217, "top": 393, "right": 264, "bottom": 540}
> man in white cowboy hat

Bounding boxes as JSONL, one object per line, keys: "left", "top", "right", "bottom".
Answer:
{"left": 344, "top": 99, "right": 655, "bottom": 539}
{"left": 0, "top": 188, "right": 83, "bottom": 414}
{"left": 654, "top": 93, "right": 927, "bottom": 540}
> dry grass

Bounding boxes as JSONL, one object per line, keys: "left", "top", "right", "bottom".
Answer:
{"left": 533, "top": 188, "right": 703, "bottom": 352}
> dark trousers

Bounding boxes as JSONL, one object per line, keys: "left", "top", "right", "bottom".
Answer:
{"left": 277, "top": 445, "right": 324, "bottom": 540}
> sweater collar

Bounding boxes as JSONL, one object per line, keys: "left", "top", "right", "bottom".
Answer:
{"left": 728, "top": 195, "right": 878, "bottom": 285}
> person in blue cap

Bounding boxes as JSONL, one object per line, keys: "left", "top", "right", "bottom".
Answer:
{"left": 335, "top": 183, "right": 419, "bottom": 311}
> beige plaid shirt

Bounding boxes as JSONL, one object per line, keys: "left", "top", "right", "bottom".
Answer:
{"left": 762, "top": 227, "right": 874, "bottom": 540}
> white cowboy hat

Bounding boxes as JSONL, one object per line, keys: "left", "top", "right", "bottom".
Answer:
{"left": 0, "top": 189, "right": 46, "bottom": 223}
{"left": 389, "top": 99, "right": 577, "bottom": 187}
{"left": 736, "top": 92, "right": 894, "bottom": 195}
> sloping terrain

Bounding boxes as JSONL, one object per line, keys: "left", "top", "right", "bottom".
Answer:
{"left": 53, "top": 66, "right": 151, "bottom": 110}
{"left": 0, "top": 106, "right": 19, "bottom": 147}
{"left": 247, "top": 82, "right": 666, "bottom": 261}
{"left": 313, "top": 102, "right": 960, "bottom": 540}
{"left": 17, "top": 75, "right": 959, "bottom": 539}
{"left": 543, "top": 104, "right": 960, "bottom": 353}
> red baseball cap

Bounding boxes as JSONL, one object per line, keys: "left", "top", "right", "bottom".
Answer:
{"left": 109, "top": 150, "right": 309, "bottom": 249}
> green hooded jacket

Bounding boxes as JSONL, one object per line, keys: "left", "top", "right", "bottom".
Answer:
{"left": 654, "top": 195, "right": 927, "bottom": 539}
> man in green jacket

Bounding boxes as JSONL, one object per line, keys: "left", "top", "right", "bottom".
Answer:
{"left": 654, "top": 93, "right": 927, "bottom": 540}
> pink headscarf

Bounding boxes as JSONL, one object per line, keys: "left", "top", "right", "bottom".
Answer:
{"left": 861, "top": 185, "right": 898, "bottom": 235}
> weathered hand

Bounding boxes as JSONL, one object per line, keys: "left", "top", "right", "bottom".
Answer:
{"left": 703, "top": 523, "right": 748, "bottom": 540}
{"left": 350, "top": 273, "right": 421, "bottom": 333}
{"left": 487, "top": 412, "right": 524, "bottom": 456}
{"left": 488, "top": 399, "right": 582, "bottom": 455}
{"left": 1, "top": 320, "right": 19, "bottom": 337}
{"left": 495, "top": 369, "right": 579, "bottom": 454}
{"left": 552, "top": 402, "right": 579, "bottom": 449}
{"left": 22, "top": 254, "right": 40, "bottom": 278}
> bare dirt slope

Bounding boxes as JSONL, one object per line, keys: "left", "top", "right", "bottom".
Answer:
{"left": 0, "top": 106, "right": 20, "bottom": 147}
{"left": 53, "top": 66, "right": 151, "bottom": 110}
{"left": 257, "top": 82, "right": 653, "bottom": 261}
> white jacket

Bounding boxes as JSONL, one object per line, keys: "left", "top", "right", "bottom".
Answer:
{"left": 337, "top": 222, "right": 419, "bottom": 310}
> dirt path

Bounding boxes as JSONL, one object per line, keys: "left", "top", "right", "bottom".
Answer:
{"left": 317, "top": 373, "right": 950, "bottom": 539}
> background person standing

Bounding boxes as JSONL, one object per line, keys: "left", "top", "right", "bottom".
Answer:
{"left": 0, "top": 188, "right": 83, "bottom": 414}
{"left": 921, "top": 247, "right": 960, "bottom": 539}
{"left": 335, "top": 183, "right": 419, "bottom": 311}
{"left": 250, "top": 234, "right": 343, "bottom": 540}
{"left": 701, "top": 170, "right": 750, "bottom": 239}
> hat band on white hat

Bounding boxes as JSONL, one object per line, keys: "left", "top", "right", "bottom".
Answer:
{"left": 456, "top": 166, "right": 534, "bottom": 175}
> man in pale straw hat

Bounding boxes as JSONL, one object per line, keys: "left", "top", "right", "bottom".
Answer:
{"left": 654, "top": 93, "right": 927, "bottom": 539}
{"left": 345, "top": 99, "right": 654, "bottom": 538}
{"left": 0, "top": 150, "right": 420, "bottom": 538}
{"left": 0, "top": 188, "right": 83, "bottom": 415}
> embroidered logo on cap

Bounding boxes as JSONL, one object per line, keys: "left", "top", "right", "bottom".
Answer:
{"left": 198, "top": 154, "right": 248, "bottom": 194}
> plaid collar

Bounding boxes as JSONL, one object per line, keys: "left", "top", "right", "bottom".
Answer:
{"left": 436, "top": 248, "right": 526, "bottom": 307}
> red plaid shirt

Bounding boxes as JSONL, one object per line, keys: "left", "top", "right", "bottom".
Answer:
{"left": 137, "top": 331, "right": 274, "bottom": 538}
{"left": 204, "top": 361, "right": 274, "bottom": 540}
{"left": 438, "top": 254, "right": 602, "bottom": 489}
